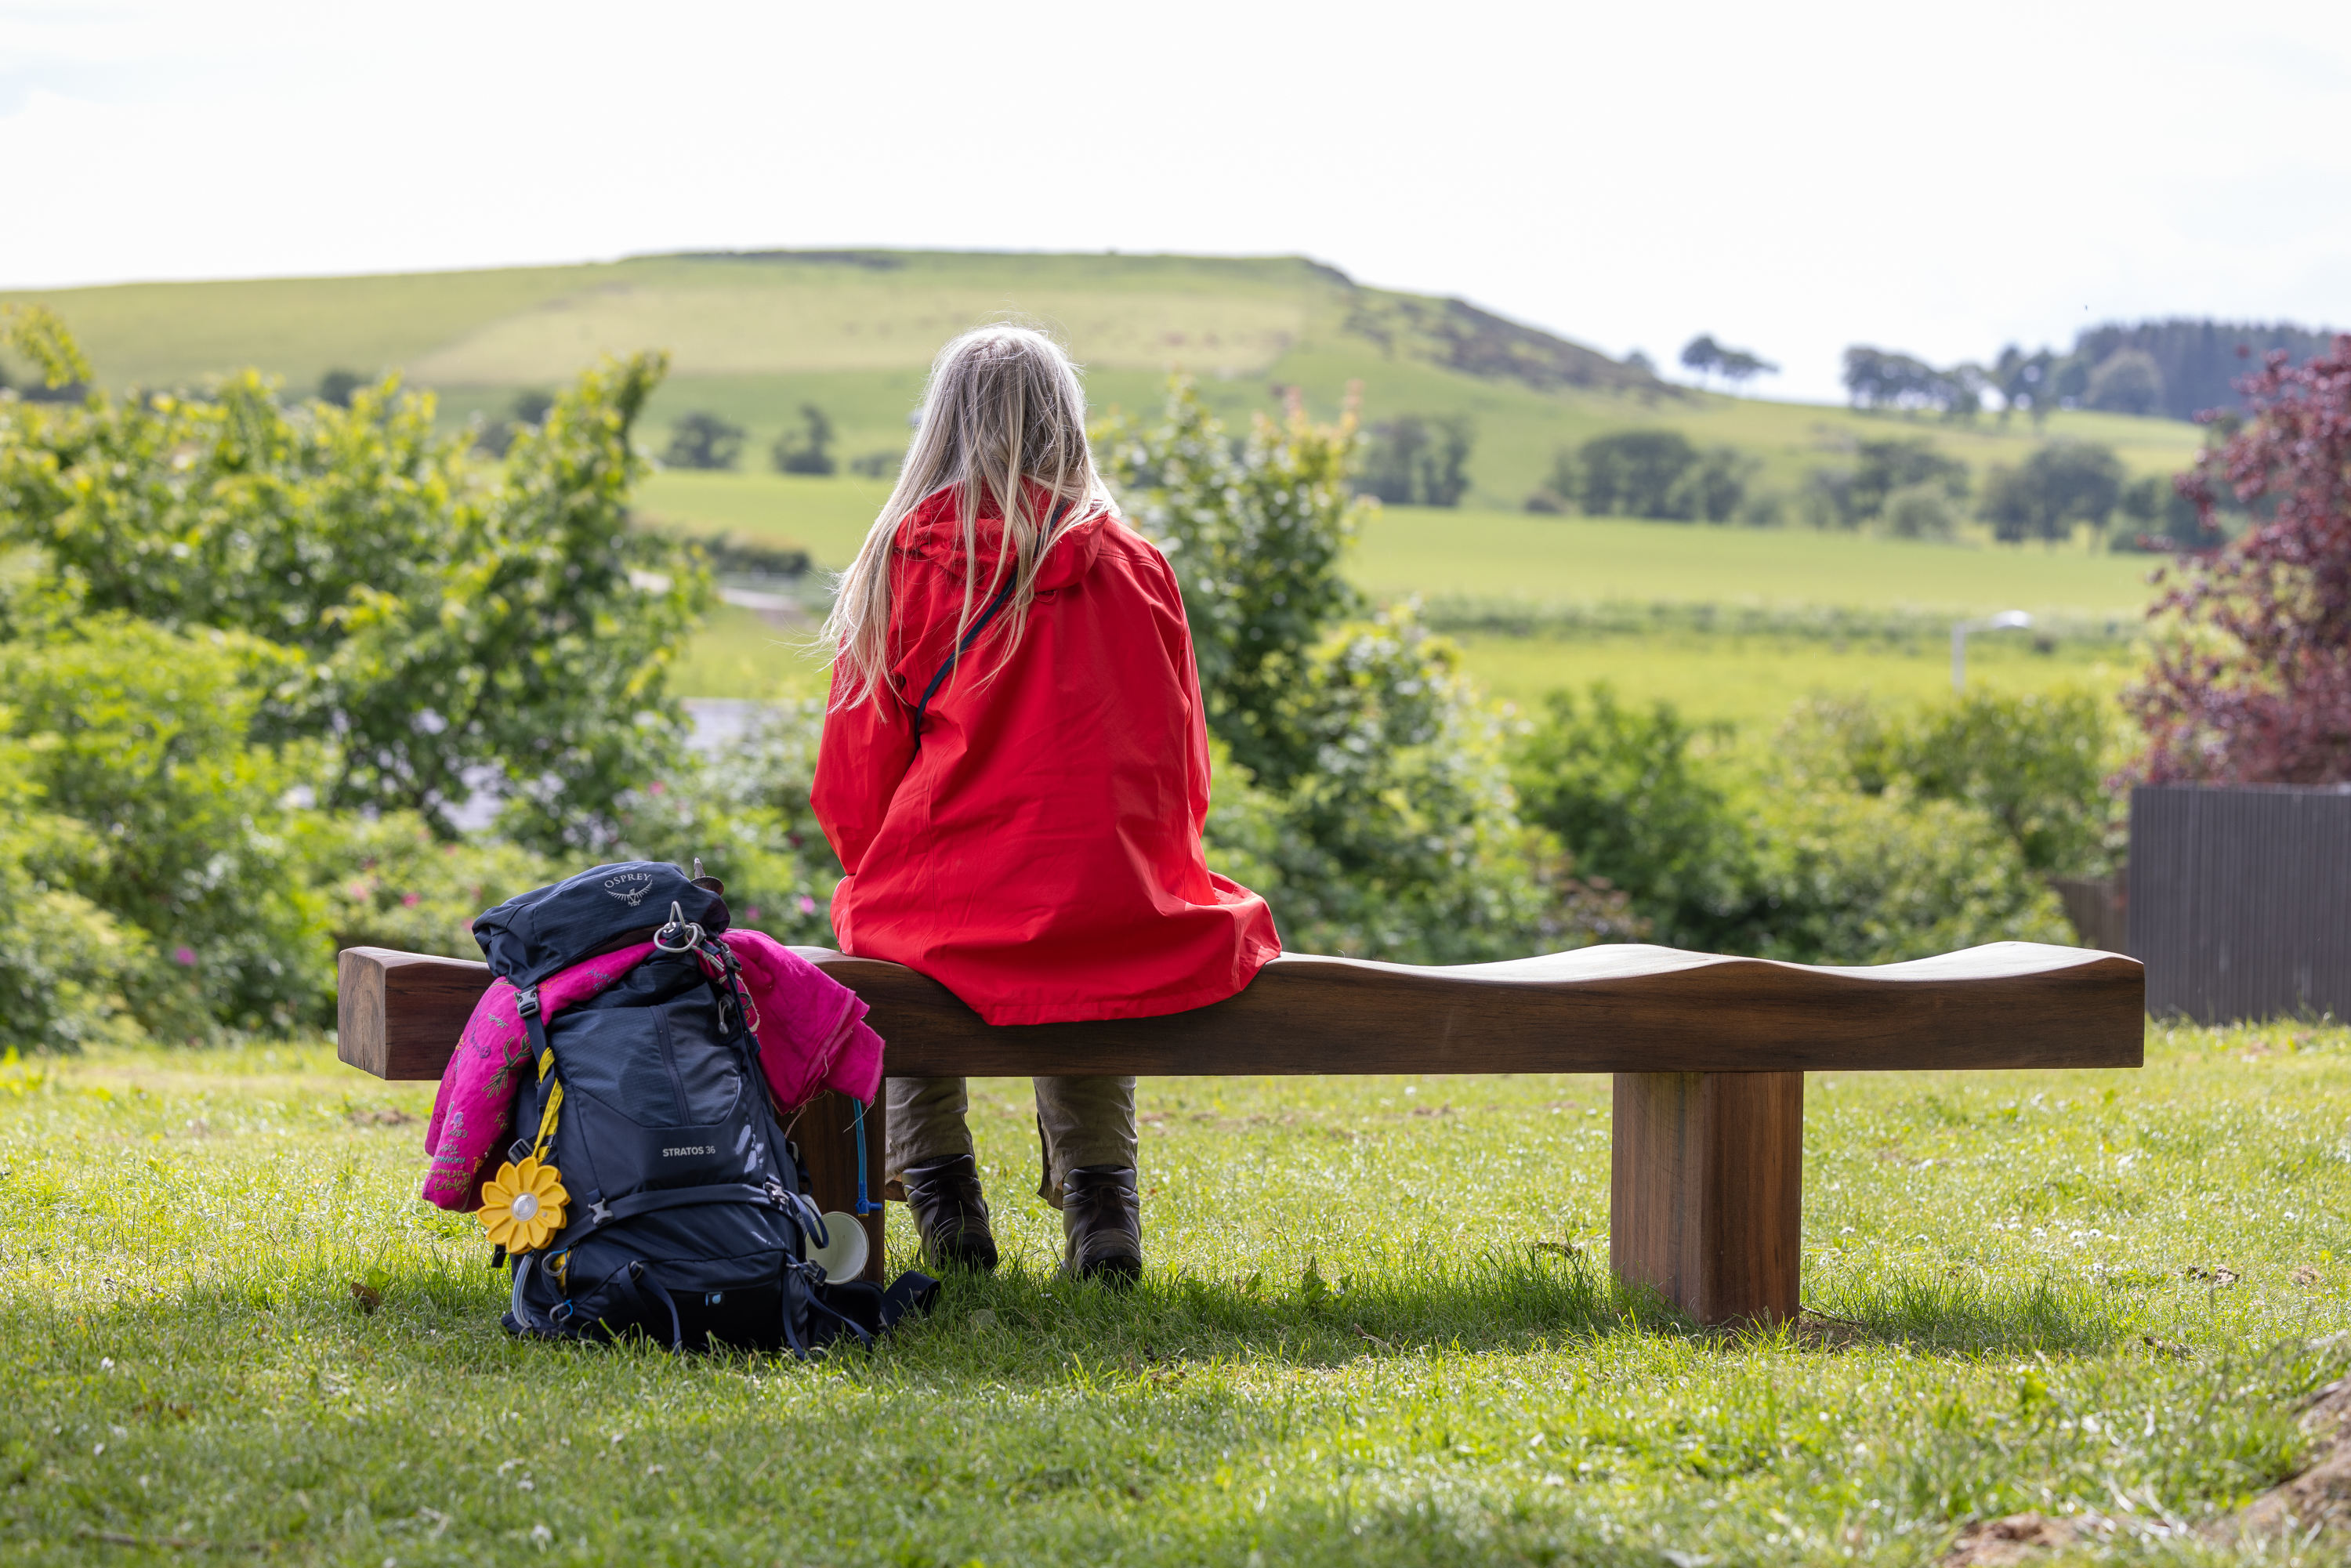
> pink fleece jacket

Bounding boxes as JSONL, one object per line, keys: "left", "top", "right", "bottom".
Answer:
{"left": 420, "top": 929, "right": 884, "bottom": 1211}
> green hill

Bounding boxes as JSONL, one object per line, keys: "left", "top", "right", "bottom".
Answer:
{"left": 3, "top": 249, "right": 2205, "bottom": 510}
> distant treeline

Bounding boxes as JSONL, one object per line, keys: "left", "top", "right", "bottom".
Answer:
{"left": 1842, "top": 317, "right": 2342, "bottom": 425}
{"left": 1526, "top": 429, "right": 2217, "bottom": 551}
{"left": 2070, "top": 320, "right": 2338, "bottom": 422}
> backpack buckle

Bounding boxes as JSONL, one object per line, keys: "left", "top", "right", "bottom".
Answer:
{"left": 514, "top": 987, "right": 541, "bottom": 1019}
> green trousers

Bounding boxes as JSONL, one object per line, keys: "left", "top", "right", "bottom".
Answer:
{"left": 885, "top": 1075, "right": 1138, "bottom": 1208}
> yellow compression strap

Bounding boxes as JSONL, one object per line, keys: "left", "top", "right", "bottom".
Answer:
{"left": 530, "top": 1047, "right": 563, "bottom": 1163}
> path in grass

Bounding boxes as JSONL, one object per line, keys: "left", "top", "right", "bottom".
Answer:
{"left": 3, "top": 1027, "right": 2347, "bottom": 1563}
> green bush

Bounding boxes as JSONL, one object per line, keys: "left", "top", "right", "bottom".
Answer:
{"left": 602, "top": 698, "right": 846, "bottom": 948}
{"left": 1097, "top": 382, "right": 1365, "bottom": 791}
{"left": 662, "top": 410, "right": 744, "bottom": 471}
{"left": 0, "top": 334, "right": 710, "bottom": 850}
{"left": 0, "top": 615, "right": 327, "bottom": 1035}
{"left": 1510, "top": 685, "right": 1752, "bottom": 950}
{"left": 1212, "top": 611, "right": 1642, "bottom": 961}
{"left": 1779, "top": 689, "right": 2120, "bottom": 877}
{"left": 0, "top": 744, "right": 152, "bottom": 1051}
{"left": 315, "top": 813, "right": 557, "bottom": 960}
{"left": 1743, "top": 787, "right": 2074, "bottom": 965}
{"left": 1511, "top": 684, "right": 2100, "bottom": 961}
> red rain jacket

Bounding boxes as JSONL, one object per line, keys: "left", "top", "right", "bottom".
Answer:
{"left": 812, "top": 487, "right": 1281, "bottom": 1027}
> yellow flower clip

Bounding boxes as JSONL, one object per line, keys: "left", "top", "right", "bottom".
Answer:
{"left": 478, "top": 1156, "right": 570, "bottom": 1252}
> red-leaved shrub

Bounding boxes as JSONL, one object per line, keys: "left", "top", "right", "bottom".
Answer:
{"left": 2129, "top": 337, "right": 2351, "bottom": 784}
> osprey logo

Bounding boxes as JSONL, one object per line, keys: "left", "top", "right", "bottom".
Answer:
{"left": 603, "top": 871, "right": 657, "bottom": 907}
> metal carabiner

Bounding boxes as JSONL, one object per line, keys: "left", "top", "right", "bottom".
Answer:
{"left": 653, "top": 900, "right": 704, "bottom": 954}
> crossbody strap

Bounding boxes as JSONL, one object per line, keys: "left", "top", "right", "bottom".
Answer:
{"left": 909, "top": 499, "right": 1073, "bottom": 749}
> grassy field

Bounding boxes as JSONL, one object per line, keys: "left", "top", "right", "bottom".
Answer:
{"left": 6, "top": 249, "right": 2208, "bottom": 512}
{"left": 642, "top": 479, "right": 2167, "bottom": 619}
{"left": 672, "top": 604, "right": 2142, "bottom": 730}
{"left": 648, "top": 478, "right": 2164, "bottom": 724}
{"left": 1450, "top": 631, "right": 2137, "bottom": 721}
{"left": 5, "top": 1025, "right": 2349, "bottom": 1563}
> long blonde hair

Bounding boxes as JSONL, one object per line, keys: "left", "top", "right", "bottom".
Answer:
{"left": 822, "top": 324, "right": 1107, "bottom": 711}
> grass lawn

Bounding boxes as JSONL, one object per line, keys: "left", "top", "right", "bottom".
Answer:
{"left": 5, "top": 1023, "right": 2349, "bottom": 1563}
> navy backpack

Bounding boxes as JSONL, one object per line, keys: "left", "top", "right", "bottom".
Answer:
{"left": 470, "top": 860, "right": 933, "bottom": 1353}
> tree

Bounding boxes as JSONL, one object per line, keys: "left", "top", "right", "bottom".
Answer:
{"left": 1989, "top": 345, "right": 2053, "bottom": 427}
{"left": 317, "top": 368, "right": 364, "bottom": 407}
{"left": 2117, "top": 472, "right": 2224, "bottom": 552}
{"left": 2070, "top": 318, "right": 2338, "bottom": 423}
{"left": 1679, "top": 335, "right": 1722, "bottom": 382}
{"left": 1842, "top": 346, "right": 1979, "bottom": 418}
{"left": 771, "top": 404, "right": 838, "bottom": 476}
{"left": 663, "top": 410, "right": 744, "bottom": 471}
{"left": 0, "top": 313, "right": 712, "bottom": 849}
{"left": 1716, "top": 349, "right": 1778, "bottom": 391}
{"left": 1356, "top": 414, "right": 1473, "bottom": 507}
{"left": 1679, "top": 445, "right": 1756, "bottom": 523}
{"left": 1978, "top": 441, "right": 2125, "bottom": 543}
{"left": 2086, "top": 349, "right": 2164, "bottom": 416}
{"left": 1578, "top": 429, "right": 1697, "bottom": 518}
{"left": 1682, "top": 334, "right": 1777, "bottom": 392}
{"left": 1851, "top": 437, "right": 1969, "bottom": 522}
{"left": 1878, "top": 483, "right": 1960, "bottom": 540}
{"left": 1524, "top": 447, "right": 1577, "bottom": 514}
{"left": 2130, "top": 335, "right": 2351, "bottom": 784}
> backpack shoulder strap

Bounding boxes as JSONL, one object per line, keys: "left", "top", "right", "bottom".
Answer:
{"left": 909, "top": 499, "right": 1074, "bottom": 748}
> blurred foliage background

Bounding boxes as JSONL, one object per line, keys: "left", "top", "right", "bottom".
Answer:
{"left": 1, "top": 310, "right": 2116, "bottom": 1052}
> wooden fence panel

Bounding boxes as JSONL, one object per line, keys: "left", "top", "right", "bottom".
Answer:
{"left": 2050, "top": 875, "right": 2128, "bottom": 954}
{"left": 2128, "top": 784, "right": 2351, "bottom": 1023}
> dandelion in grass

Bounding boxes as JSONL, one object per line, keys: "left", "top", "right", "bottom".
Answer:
{"left": 478, "top": 1157, "right": 568, "bottom": 1251}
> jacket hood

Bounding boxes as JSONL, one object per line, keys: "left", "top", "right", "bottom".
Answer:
{"left": 897, "top": 483, "right": 1110, "bottom": 593}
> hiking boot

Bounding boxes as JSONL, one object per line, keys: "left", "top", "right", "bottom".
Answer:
{"left": 900, "top": 1154, "right": 998, "bottom": 1272}
{"left": 1061, "top": 1164, "right": 1142, "bottom": 1287}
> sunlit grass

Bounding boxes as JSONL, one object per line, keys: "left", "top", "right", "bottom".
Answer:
{"left": 672, "top": 598, "right": 2135, "bottom": 735}
{"left": 4, "top": 1023, "right": 2347, "bottom": 1563}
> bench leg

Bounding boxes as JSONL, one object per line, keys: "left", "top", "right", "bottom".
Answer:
{"left": 1609, "top": 1071, "right": 1802, "bottom": 1324}
{"left": 792, "top": 1090, "right": 888, "bottom": 1283}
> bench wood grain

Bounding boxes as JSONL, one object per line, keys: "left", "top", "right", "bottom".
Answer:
{"left": 336, "top": 940, "right": 2143, "bottom": 1322}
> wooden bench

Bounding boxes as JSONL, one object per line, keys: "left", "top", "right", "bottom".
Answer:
{"left": 335, "top": 940, "right": 2143, "bottom": 1324}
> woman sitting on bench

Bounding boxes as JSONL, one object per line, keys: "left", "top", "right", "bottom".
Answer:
{"left": 811, "top": 324, "right": 1281, "bottom": 1286}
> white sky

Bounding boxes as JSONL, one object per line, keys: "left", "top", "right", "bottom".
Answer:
{"left": 5, "top": 0, "right": 2349, "bottom": 402}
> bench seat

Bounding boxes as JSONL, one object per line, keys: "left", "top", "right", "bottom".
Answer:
{"left": 335, "top": 940, "right": 2143, "bottom": 1324}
